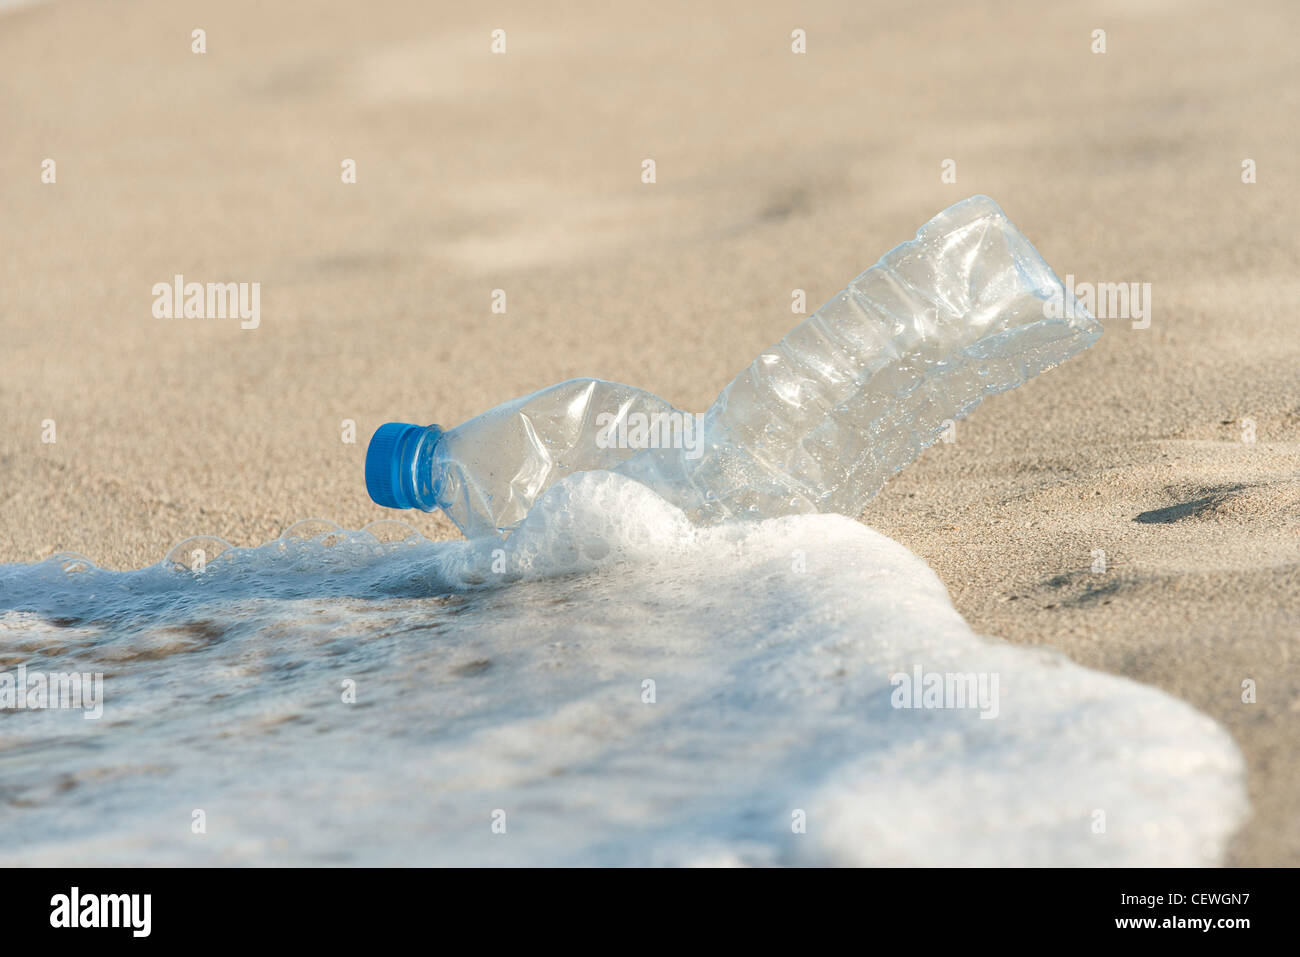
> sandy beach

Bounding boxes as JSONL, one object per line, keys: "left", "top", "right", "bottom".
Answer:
{"left": 1, "top": 0, "right": 1297, "bottom": 864}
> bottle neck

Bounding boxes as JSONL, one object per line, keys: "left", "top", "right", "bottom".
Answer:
{"left": 401, "top": 425, "right": 444, "bottom": 511}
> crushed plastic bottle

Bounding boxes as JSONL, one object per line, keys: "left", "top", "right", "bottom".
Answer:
{"left": 366, "top": 195, "right": 1102, "bottom": 538}
{"left": 364, "top": 380, "right": 680, "bottom": 539}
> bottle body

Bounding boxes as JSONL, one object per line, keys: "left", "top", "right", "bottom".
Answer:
{"left": 652, "top": 194, "right": 1103, "bottom": 524}
{"left": 420, "top": 379, "right": 685, "bottom": 538}
{"left": 367, "top": 196, "right": 1101, "bottom": 538}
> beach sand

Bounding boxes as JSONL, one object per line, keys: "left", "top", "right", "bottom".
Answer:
{"left": 1, "top": 0, "right": 1296, "bottom": 864}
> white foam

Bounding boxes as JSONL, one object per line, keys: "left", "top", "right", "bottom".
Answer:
{"left": 0, "top": 472, "right": 1246, "bottom": 865}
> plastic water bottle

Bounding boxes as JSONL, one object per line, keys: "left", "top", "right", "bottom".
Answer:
{"left": 365, "top": 380, "right": 683, "bottom": 538}
{"left": 366, "top": 195, "right": 1101, "bottom": 537}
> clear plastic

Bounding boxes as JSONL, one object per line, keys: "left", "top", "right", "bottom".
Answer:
{"left": 418, "top": 195, "right": 1102, "bottom": 538}
{"left": 426, "top": 380, "right": 681, "bottom": 537}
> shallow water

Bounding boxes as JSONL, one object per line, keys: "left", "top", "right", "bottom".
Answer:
{"left": 0, "top": 472, "right": 1246, "bottom": 865}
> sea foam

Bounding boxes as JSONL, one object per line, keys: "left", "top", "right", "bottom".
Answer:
{"left": 0, "top": 472, "right": 1247, "bottom": 865}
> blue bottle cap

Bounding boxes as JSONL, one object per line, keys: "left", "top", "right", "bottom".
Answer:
{"left": 365, "top": 422, "right": 426, "bottom": 509}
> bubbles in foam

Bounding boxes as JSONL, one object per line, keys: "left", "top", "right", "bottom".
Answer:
{"left": 0, "top": 472, "right": 1247, "bottom": 865}
{"left": 164, "top": 536, "right": 235, "bottom": 573}
{"left": 446, "top": 471, "right": 697, "bottom": 583}
{"left": 46, "top": 551, "right": 97, "bottom": 574}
